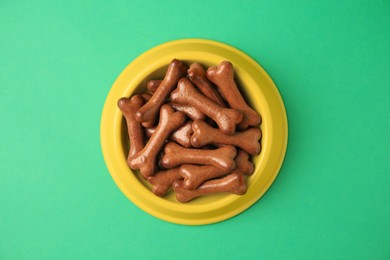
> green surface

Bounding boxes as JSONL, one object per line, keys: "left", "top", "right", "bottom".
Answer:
{"left": 1, "top": 0, "right": 389, "bottom": 259}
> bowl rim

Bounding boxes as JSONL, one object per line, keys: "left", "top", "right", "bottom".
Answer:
{"left": 100, "top": 38, "right": 288, "bottom": 225}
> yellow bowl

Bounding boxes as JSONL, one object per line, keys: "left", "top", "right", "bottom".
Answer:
{"left": 100, "top": 39, "right": 288, "bottom": 225}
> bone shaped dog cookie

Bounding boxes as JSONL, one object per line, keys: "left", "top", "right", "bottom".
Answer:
{"left": 180, "top": 149, "right": 254, "bottom": 190}
{"left": 147, "top": 167, "right": 183, "bottom": 197}
{"left": 146, "top": 79, "right": 162, "bottom": 94}
{"left": 135, "top": 59, "right": 187, "bottom": 128}
{"left": 169, "top": 102, "right": 205, "bottom": 121}
{"left": 144, "top": 121, "right": 193, "bottom": 148}
{"left": 179, "top": 164, "right": 229, "bottom": 190}
{"left": 191, "top": 119, "right": 262, "bottom": 155}
{"left": 161, "top": 142, "right": 237, "bottom": 171}
{"left": 170, "top": 121, "right": 193, "bottom": 148}
{"left": 170, "top": 78, "right": 243, "bottom": 135}
{"left": 117, "top": 95, "right": 145, "bottom": 163}
{"left": 187, "top": 63, "right": 226, "bottom": 107}
{"left": 173, "top": 173, "right": 247, "bottom": 203}
{"left": 207, "top": 61, "right": 261, "bottom": 129}
{"left": 234, "top": 150, "right": 255, "bottom": 176}
{"left": 129, "top": 104, "right": 186, "bottom": 178}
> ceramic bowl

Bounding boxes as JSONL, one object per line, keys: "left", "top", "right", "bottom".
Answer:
{"left": 100, "top": 39, "right": 288, "bottom": 225}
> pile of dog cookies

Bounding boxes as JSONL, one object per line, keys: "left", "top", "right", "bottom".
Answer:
{"left": 118, "top": 59, "right": 262, "bottom": 202}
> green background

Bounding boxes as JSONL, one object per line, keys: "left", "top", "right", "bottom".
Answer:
{"left": 1, "top": 0, "right": 389, "bottom": 259}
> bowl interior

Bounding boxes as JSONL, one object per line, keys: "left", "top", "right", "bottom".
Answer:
{"left": 118, "top": 60, "right": 264, "bottom": 205}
